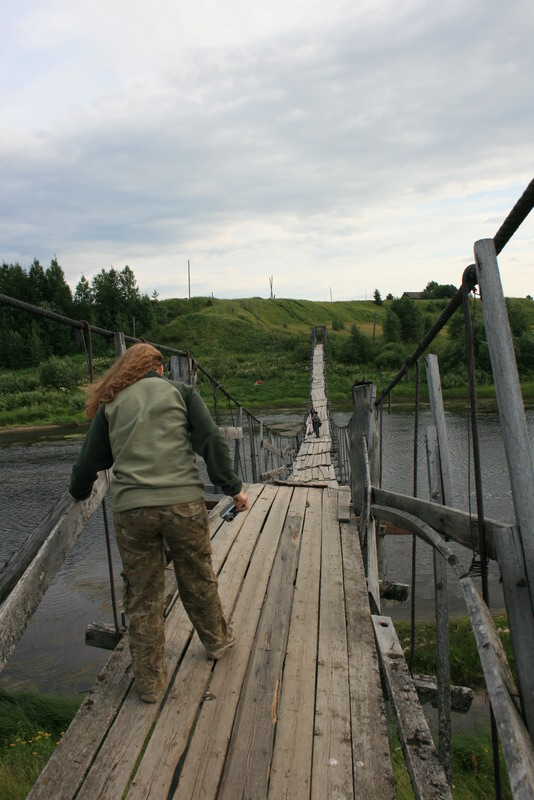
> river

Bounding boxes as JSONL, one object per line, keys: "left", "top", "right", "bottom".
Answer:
{"left": 0, "top": 407, "right": 532, "bottom": 697}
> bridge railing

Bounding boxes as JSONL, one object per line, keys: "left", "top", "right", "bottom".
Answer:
{"left": 338, "top": 178, "right": 534, "bottom": 799}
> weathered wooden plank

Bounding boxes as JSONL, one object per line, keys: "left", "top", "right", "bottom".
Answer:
{"left": 260, "top": 465, "right": 287, "bottom": 480}
{"left": 0, "top": 492, "right": 72, "bottom": 604}
{"left": 372, "top": 486, "right": 508, "bottom": 561}
{"left": 341, "top": 520, "right": 395, "bottom": 799}
{"left": 372, "top": 615, "right": 452, "bottom": 800}
{"left": 170, "top": 487, "right": 294, "bottom": 800}
{"left": 262, "top": 439, "right": 283, "bottom": 457}
{"left": 218, "top": 487, "right": 308, "bottom": 798}
{"left": 337, "top": 486, "right": 352, "bottom": 522}
{"left": 496, "top": 525, "right": 534, "bottom": 738}
{"left": 268, "top": 488, "right": 323, "bottom": 798}
{"left": 0, "top": 472, "right": 110, "bottom": 671}
{"left": 85, "top": 621, "right": 126, "bottom": 650}
{"left": 218, "top": 426, "right": 243, "bottom": 441}
{"left": 312, "top": 488, "right": 353, "bottom": 799}
{"left": 461, "top": 576, "right": 534, "bottom": 799}
{"left": 76, "top": 486, "right": 271, "bottom": 800}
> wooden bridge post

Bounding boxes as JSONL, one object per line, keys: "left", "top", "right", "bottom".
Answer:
{"left": 425, "top": 355, "right": 453, "bottom": 785}
{"left": 114, "top": 331, "right": 126, "bottom": 356}
{"left": 475, "top": 238, "right": 534, "bottom": 737}
{"left": 474, "top": 239, "right": 534, "bottom": 611}
{"left": 349, "top": 382, "right": 379, "bottom": 517}
{"left": 170, "top": 354, "right": 195, "bottom": 384}
{"left": 234, "top": 406, "right": 242, "bottom": 475}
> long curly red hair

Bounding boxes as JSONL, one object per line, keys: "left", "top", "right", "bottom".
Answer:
{"left": 85, "top": 343, "right": 164, "bottom": 419}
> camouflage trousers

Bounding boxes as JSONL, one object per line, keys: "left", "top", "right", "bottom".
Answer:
{"left": 113, "top": 498, "right": 228, "bottom": 694}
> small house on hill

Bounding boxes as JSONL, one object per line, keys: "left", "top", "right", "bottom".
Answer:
{"left": 402, "top": 291, "right": 423, "bottom": 300}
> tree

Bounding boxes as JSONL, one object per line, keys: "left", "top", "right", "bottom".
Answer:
{"left": 422, "top": 281, "right": 457, "bottom": 299}
{"left": 28, "top": 259, "right": 47, "bottom": 303}
{"left": 373, "top": 288, "right": 383, "bottom": 306}
{"left": 383, "top": 309, "right": 401, "bottom": 342}
{"left": 44, "top": 258, "right": 72, "bottom": 312}
{"left": 390, "top": 297, "right": 424, "bottom": 343}
{"left": 340, "top": 324, "right": 373, "bottom": 364}
{"left": 505, "top": 299, "right": 528, "bottom": 338}
{"left": 73, "top": 275, "right": 93, "bottom": 321}
{"left": 91, "top": 268, "right": 123, "bottom": 329}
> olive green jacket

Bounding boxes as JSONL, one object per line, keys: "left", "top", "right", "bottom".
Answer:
{"left": 69, "top": 373, "right": 242, "bottom": 512}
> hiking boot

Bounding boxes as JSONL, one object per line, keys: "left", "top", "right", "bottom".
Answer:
{"left": 139, "top": 687, "right": 164, "bottom": 704}
{"left": 205, "top": 627, "right": 236, "bottom": 660}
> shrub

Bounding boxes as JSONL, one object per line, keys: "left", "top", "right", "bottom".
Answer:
{"left": 39, "top": 357, "right": 86, "bottom": 391}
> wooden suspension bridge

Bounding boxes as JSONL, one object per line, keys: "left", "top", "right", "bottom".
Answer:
{"left": 7, "top": 341, "right": 452, "bottom": 800}
{"left": 1, "top": 216, "right": 534, "bottom": 797}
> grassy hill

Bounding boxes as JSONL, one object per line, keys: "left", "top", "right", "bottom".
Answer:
{"left": 149, "top": 294, "right": 534, "bottom": 412}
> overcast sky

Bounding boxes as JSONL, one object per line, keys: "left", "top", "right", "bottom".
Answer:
{"left": 1, "top": 0, "right": 533, "bottom": 301}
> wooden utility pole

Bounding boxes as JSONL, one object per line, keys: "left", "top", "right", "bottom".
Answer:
{"left": 188, "top": 260, "right": 191, "bottom": 299}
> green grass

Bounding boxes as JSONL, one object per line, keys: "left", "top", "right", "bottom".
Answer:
{"left": 392, "top": 729, "right": 512, "bottom": 799}
{"left": 0, "top": 688, "right": 81, "bottom": 800}
{"left": 394, "top": 614, "right": 514, "bottom": 689}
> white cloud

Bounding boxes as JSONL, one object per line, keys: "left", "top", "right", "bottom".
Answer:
{"left": 1, "top": 0, "right": 533, "bottom": 301}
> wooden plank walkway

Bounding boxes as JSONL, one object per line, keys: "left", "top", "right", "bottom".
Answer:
{"left": 288, "top": 344, "right": 338, "bottom": 487}
{"left": 28, "top": 483, "right": 395, "bottom": 800}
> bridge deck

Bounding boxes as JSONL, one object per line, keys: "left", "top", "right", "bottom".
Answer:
{"left": 29, "top": 483, "right": 395, "bottom": 800}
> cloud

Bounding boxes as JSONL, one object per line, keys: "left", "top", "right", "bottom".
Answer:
{"left": 1, "top": 0, "right": 533, "bottom": 301}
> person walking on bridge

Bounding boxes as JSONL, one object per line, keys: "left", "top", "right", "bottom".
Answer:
{"left": 69, "top": 343, "right": 249, "bottom": 703}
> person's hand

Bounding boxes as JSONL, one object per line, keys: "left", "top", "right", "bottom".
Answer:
{"left": 233, "top": 491, "right": 250, "bottom": 512}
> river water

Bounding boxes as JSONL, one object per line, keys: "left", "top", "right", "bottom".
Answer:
{"left": 0, "top": 407, "right": 532, "bottom": 697}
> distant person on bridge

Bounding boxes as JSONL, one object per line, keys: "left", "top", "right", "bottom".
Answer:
{"left": 69, "top": 343, "right": 249, "bottom": 703}
{"left": 311, "top": 408, "right": 322, "bottom": 438}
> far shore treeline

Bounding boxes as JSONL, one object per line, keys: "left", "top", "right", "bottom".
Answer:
{"left": 1, "top": 259, "right": 533, "bottom": 429}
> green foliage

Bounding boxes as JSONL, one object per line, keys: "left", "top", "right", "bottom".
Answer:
{"left": 392, "top": 728, "right": 512, "bottom": 799}
{"left": 422, "top": 280, "right": 458, "bottom": 299}
{"left": 394, "top": 613, "right": 514, "bottom": 689}
{"left": 0, "top": 688, "right": 80, "bottom": 800}
{"left": 39, "top": 356, "right": 87, "bottom": 391}
{"left": 0, "top": 260, "right": 75, "bottom": 367}
{"left": 383, "top": 308, "right": 401, "bottom": 343}
{"left": 373, "top": 288, "right": 383, "bottom": 305}
{"left": 390, "top": 297, "right": 424, "bottom": 343}
{"left": 505, "top": 298, "right": 529, "bottom": 337}
{"left": 338, "top": 324, "right": 374, "bottom": 364}
{"left": 375, "top": 342, "right": 409, "bottom": 369}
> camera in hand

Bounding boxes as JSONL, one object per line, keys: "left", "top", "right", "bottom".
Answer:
{"left": 220, "top": 502, "right": 237, "bottom": 522}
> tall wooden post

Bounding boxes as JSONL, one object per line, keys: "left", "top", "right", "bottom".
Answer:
{"left": 114, "top": 331, "right": 126, "bottom": 357}
{"left": 425, "top": 356, "right": 453, "bottom": 784}
{"left": 426, "top": 424, "right": 453, "bottom": 785}
{"left": 349, "top": 382, "right": 379, "bottom": 516}
{"left": 474, "top": 239, "right": 534, "bottom": 611}
{"left": 170, "top": 354, "right": 195, "bottom": 384}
